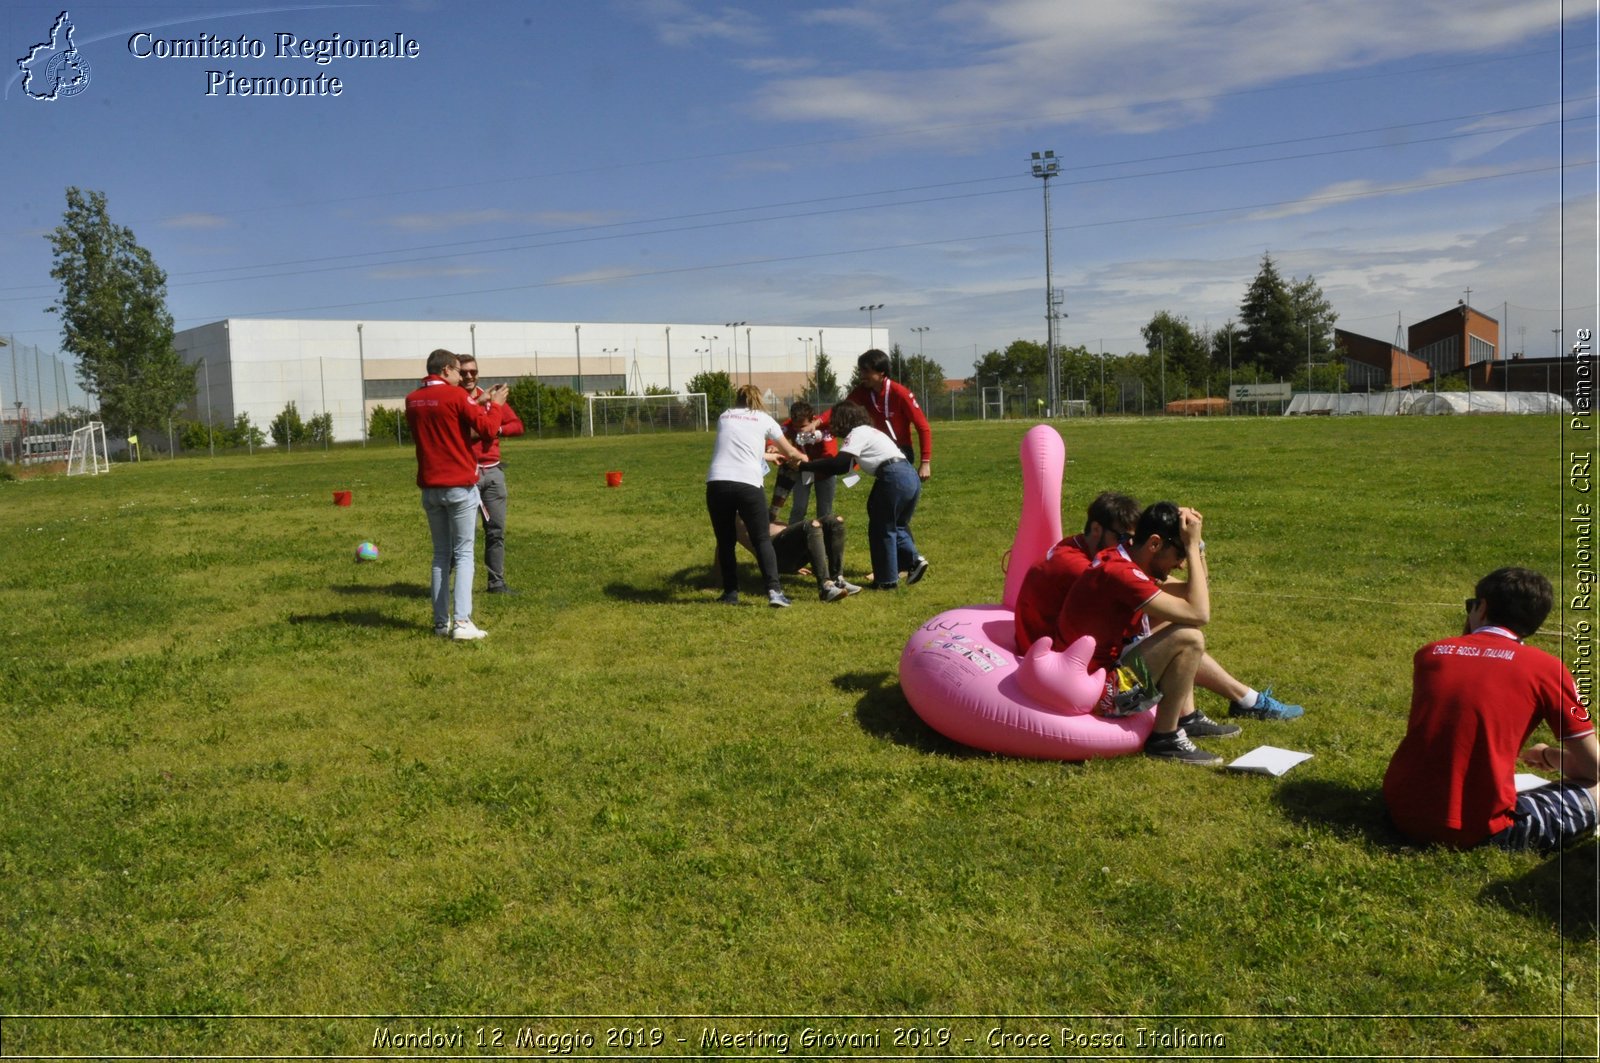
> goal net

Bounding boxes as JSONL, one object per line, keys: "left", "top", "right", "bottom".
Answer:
{"left": 67, "top": 421, "right": 111, "bottom": 476}
{"left": 585, "top": 393, "right": 709, "bottom": 437}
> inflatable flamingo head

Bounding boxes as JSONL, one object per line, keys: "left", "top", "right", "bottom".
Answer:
{"left": 1002, "top": 425, "right": 1066, "bottom": 609}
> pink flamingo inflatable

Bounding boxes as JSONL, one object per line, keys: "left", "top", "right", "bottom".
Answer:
{"left": 898, "top": 425, "right": 1155, "bottom": 759}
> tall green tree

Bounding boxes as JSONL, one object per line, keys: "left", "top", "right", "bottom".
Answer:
{"left": 807, "top": 351, "right": 840, "bottom": 404}
{"left": 47, "top": 188, "right": 193, "bottom": 433}
{"left": 1237, "top": 252, "right": 1301, "bottom": 378}
{"left": 686, "top": 370, "right": 734, "bottom": 417}
{"left": 1141, "top": 312, "right": 1209, "bottom": 399}
{"left": 1290, "top": 273, "right": 1338, "bottom": 370}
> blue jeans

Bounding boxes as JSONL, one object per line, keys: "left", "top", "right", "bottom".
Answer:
{"left": 867, "top": 459, "right": 920, "bottom": 587}
{"left": 422, "top": 484, "right": 480, "bottom": 627}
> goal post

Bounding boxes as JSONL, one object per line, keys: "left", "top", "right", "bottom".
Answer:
{"left": 584, "top": 393, "right": 710, "bottom": 437}
{"left": 67, "top": 421, "right": 111, "bottom": 476}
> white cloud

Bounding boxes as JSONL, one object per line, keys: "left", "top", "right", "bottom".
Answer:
{"left": 161, "top": 213, "right": 232, "bottom": 230}
{"left": 633, "top": 0, "right": 769, "bottom": 47}
{"left": 379, "top": 208, "right": 622, "bottom": 232}
{"left": 751, "top": 0, "right": 1565, "bottom": 139}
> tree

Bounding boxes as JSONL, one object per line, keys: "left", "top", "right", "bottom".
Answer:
{"left": 901, "top": 353, "right": 947, "bottom": 410}
{"left": 47, "top": 188, "right": 193, "bottom": 434}
{"left": 686, "top": 370, "right": 734, "bottom": 417}
{"left": 808, "top": 350, "right": 841, "bottom": 404}
{"left": 1290, "top": 273, "right": 1338, "bottom": 371}
{"left": 1236, "top": 252, "right": 1301, "bottom": 378}
{"left": 1141, "top": 312, "right": 1208, "bottom": 400}
{"left": 270, "top": 401, "right": 308, "bottom": 448}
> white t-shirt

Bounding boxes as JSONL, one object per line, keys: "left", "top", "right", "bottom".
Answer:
{"left": 839, "top": 425, "right": 905, "bottom": 475}
{"left": 706, "top": 407, "right": 784, "bottom": 487}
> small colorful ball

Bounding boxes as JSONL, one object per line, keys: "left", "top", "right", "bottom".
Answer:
{"left": 355, "top": 541, "right": 380, "bottom": 562}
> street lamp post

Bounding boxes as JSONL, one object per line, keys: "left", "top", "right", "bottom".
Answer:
{"left": 725, "top": 322, "right": 747, "bottom": 383}
{"left": 702, "top": 334, "right": 720, "bottom": 380}
{"left": 858, "top": 305, "right": 884, "bottom": 351}
{"left": 1030, "top": 149, "right": 1061, "bottom": 418}
{"left": 910, "top": 325, "right": 931, "bottom": 408}
{"left": 574, "top": 324, "right": 584, "bottom": 395}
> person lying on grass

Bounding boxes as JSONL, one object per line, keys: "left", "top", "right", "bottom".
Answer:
{"left": 732, "top": 513, "right": 861, "bottom": 602}
{"left": 1015, "top": 489, "right": 1304, "bottom": 721}
{"left": 1384, "top": 566, "right": 1598, "bottom": 852}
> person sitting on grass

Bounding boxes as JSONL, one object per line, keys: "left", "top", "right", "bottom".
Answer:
{"left": 1055, "top": 501, "right": 1241, "bottom": 766}
{"left": 1016, "top": 489, "right": 1304, "bottom": 721}
{"left": 1383, "top": 567, "right": 1597, "bottom": 852}
{"left": 734, "top": 513, "right": 862, "bottom": 602}
{"left": 791, "top": 400, "right": 927, "bottom": 590}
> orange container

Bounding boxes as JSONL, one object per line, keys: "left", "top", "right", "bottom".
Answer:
{"left": 605, "top": 471, "right": 623, "bottom": 488}
{"left": 333, "top": 490, "right": 352, "bottom": 506}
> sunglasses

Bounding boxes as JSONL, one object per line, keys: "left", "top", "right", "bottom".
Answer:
{"left": 1464, "top": 597, "right": 1479, "bottom": 612}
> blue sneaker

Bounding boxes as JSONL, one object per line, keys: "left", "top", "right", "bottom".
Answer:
{"left": 768, "top": 590, "right": 792, "bottom": 608}
{"left": 1229, "top": 687, "right": 1304, "bottom": 720}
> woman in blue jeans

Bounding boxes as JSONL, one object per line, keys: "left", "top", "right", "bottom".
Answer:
{"left": 795, "top": 401, "right": 927, "bottom": 589}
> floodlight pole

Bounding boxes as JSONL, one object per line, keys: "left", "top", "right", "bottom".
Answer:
{"left": 1031, "top": 149, "right": 1061, "bottom": 418}
{"left": 575, "top": 324, "right": 584, "bottom": 395}
{"left": 726, "top": 322, "right": 747, "bottom": 383}
{"left": 858, "top": 305, "right": 883, "bottom": 351}
{"left": 911, "top": 326, "right": 931, "bottom": 408}
{"left": 357, "top": 323, "right": 367, "bottom": 445}
{"left": 664, "top": 326, "right": 672, "bottom": 392}
{"left": 201, "top": 357, "right": 214, "bottom": 457}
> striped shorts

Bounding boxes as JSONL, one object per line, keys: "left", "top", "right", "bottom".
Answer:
{"left": 1485, "top": 782, "right": 1599, "bottom": 853}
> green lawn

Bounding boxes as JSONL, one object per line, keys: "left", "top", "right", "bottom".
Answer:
{"left": 0, "top": 415, "right": 1593, "bottom": 1058}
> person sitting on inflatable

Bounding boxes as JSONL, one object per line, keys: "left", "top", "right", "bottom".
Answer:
{"left": 1018, "top": 491, "right": 1305, "bottom": 722}
{"left": 1057, "top": 501, "right": 1241, "bottom": 766}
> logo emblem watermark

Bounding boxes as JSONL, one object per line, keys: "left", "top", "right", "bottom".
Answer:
{"left": 18, "top": 11, "right": 91, "bottom": 100}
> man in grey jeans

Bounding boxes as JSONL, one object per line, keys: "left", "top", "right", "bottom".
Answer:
{"left": 457, "top": 355, "right": 526, "bottom": 594}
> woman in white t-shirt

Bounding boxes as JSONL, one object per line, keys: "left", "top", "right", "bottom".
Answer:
{"left": 796, "top": 400, "right": 927, "bottom": 590}
{"left": 706, "top": 385, "right": 808, "bottom": 607}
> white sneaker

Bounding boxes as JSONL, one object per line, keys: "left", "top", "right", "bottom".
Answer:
{"left": 451, "top": 619, "right": 489, "bottom": 641}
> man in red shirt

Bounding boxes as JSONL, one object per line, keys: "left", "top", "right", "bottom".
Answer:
{"left": 1056, "top": 501, "right": 1240, "bottom": 765}
{"left": 405, "top": 348, "right": 511, "bottom": 641}
{"left": 1016, "top": 491, "right": 1303, "bottom": 722}
{"left": 1384, "top": 567, "right": 1597, "bottom": 851}
{"left": 456, "top": 355, "right": 525, "bottom": 595}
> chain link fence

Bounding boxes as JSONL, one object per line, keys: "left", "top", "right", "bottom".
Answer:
{"left": 0, "top": 340, "right": 95, "bottom": 464}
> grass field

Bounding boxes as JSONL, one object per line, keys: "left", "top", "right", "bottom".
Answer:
{"left": 0, "top": 415, "right": 1594, "bottom": 1059}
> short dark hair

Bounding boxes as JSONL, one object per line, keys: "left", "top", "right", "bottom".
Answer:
{"left": 828, "top": 400, "right": 871, "bottom": 436}
{"left": 1133, "top": 501, "right": 1182, "bottom": 550}
{"left": 857, "top": 348, "right": 891, "bottom": 376}
{"left": 1085, "top": 491, "right": 1140, "bottom": 536}
{"left": 1475, "top": 566, "right": 1553, "bottom": 637}
{"left": 426, "top": 348, "right": 459, "bottom": 375}
{"left": 789, "top": 400, "right": 814, "bottom": 422}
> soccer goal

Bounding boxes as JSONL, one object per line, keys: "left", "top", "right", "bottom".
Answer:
{"left": 585, "top": 393, "right": 709, "bottom": 437}
{"left": 67, "top": 421, "right": 111, "bottom": 476}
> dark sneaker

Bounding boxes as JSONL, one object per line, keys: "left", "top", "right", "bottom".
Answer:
{"left": 1177, "top": 710, "right": 1242, "bottom": 738}
{"left": 487, "top": 585, "right": 520, "bottom": 595}
{"left": 768, "top": 590, "right": 792, "bottom": 608}
{"left": 906, "top": 556, "right": 930, "bottom": 585}
{"left": 1229, "top": 687, "right": 1304, "bottom": 720}
{"left": 718, "top": 591, "right": 740, "bottom": 605}
{"left": 820, "top": 582, "right": 846, "bottom": 602}
{"left": 1145, "top": 730, "right": 1223, "bottom": 766}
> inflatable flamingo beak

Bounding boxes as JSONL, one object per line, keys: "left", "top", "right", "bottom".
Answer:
{"left": 1016, "top": 635, "right": 1106, "bottom": 716}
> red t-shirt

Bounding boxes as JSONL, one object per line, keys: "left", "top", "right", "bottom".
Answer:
{"left": 1014, "top": 534, "right": 1094, "bottom": 652}
{"left": 1055, "top": 545, "right": 1159, "bottom": 671}
{"left": 781, "top": 417, "right": 837, "bottom": 460}
{"left": 465, "top": 385, "right": 525, "bottom": 467}
{"left": 405, "top": 377, "right": 506, "bottom": 488}
{"left": 1383, "top": 627, "right": 1594, "bottom": 847}
{"left": 821, "top": 379, "right": 932, "bottom": 462}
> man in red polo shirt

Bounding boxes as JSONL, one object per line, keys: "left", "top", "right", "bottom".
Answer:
{"left": 1016, "top": 491, "right": 1304, "bottom": 722}
{"left": 456, "top": 354, "right": 525, "bottom": 595}
{"left": 1384, "top": 567, "right": 1597, "bottom": 851}
{"left": 1056, "top": 500, "right": 1241, "bottom": 765}
{"left": 405, "top": 348, "right": 510, "bottom": 641}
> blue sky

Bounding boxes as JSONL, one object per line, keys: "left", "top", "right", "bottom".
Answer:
{"left": 2, "top": 0, "right": 1595, "bottom": 391}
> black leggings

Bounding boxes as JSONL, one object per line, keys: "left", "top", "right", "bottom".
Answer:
{"left": 707, "top": 480, "right": 780, "bottom": 593}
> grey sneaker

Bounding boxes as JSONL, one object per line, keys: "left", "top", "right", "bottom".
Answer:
{"left": 836, "top": 578, "right": 863, "bottom": 596}
{"left": 768, "top": 590, "right": 792, "bottom": 608}
{"left": 821, "top": 582, "right": 847, "bottom": 602}
{"left": 1177, "top": 710, "right": 1242, "bottom": 739}
{"left": 1145, "top": 729, "right": 1223, "bottom": 766}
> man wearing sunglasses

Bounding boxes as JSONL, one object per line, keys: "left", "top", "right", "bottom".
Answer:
{"left": 1383, "top": 567, "right": 1597, "bottom": 851}
{"left": 1017, "top": 493, "right": 1303, "bottom": 725}
{"left": 457, "top": 355, "right": 525, "bottom": 595}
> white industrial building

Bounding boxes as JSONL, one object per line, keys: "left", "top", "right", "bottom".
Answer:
{"left": 173, "top": 318, "right": 883, "bottom": 442}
